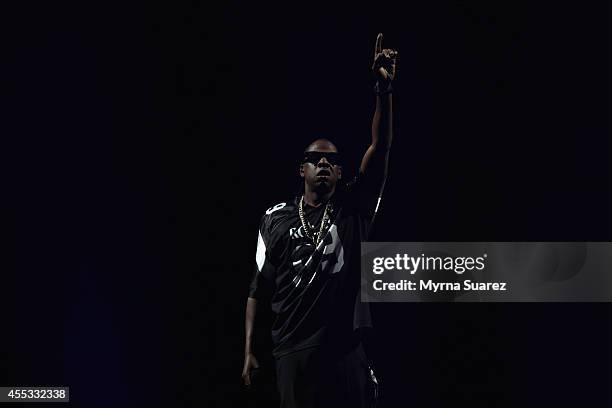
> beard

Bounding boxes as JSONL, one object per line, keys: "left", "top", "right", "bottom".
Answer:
{"left": 312, "top": 178, "right": 333, "bottom": 193}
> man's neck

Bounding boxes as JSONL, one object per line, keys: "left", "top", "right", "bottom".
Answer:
{"left": 303, "top": 187, "right": 334, "bottom": 207}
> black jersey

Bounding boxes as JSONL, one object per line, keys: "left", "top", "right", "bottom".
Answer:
{"left": 249, "top": 175, "right": 381, "bottom": 358}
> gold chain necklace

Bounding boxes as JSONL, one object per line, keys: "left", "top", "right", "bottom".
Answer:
{"left": 298, "top": 195, "right": 333, "bottom": 246}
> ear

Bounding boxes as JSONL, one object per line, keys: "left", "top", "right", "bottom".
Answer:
{"left": 337, "top": 166, "right": 342, "bottom": 180}
{"left": 299, "top": 163, "right": 305, "bottom": 178}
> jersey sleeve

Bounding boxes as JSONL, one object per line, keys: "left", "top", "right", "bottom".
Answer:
{"left": 248, "top": 214, "right": 276, "bottom": 300}
{"left": 343, "top": 170, "right": 385, "bottom": 224}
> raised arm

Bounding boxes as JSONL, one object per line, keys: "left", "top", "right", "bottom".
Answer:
{"left": 359, "top": 33, "right": 398, "bottom": 189}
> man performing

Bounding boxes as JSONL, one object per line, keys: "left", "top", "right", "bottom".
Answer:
{"left": 242, "top": 33, "right": 397, "bottom": 408}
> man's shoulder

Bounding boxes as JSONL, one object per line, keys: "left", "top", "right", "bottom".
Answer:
{"left": 257, "top": 198, "right": 299, "bottom": 242}
{"left": 262, "top": 198, "right": 297, "bottom": 216}
{"left": 259, "top": 198, "right": 298, "bottom": 225}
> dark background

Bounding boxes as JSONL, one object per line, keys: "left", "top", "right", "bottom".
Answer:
{"left": 4, "top": 1, "right": 612, "bottom": 407}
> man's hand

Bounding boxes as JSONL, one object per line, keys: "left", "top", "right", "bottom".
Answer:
{"left": 372, "top": 33, "right": 398, "bottom": 85}
{"left": 241, "top": 352, "right": 260, "bottom": 387}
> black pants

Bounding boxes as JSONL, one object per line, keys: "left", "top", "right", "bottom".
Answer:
{"left": 275, "top": 343, "right": 374, "bottom": 408}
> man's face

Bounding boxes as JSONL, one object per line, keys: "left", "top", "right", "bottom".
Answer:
{"left": 300, "top": 140, "right": 342, "bottom": 193}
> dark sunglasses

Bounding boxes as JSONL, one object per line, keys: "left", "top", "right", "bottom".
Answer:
{"left": 302, "top": 151, "right": 341, "bottom": 166}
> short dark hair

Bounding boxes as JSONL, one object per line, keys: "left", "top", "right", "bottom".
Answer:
{"left": 303, "top": 138, "right": 339, "bottom": 153}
